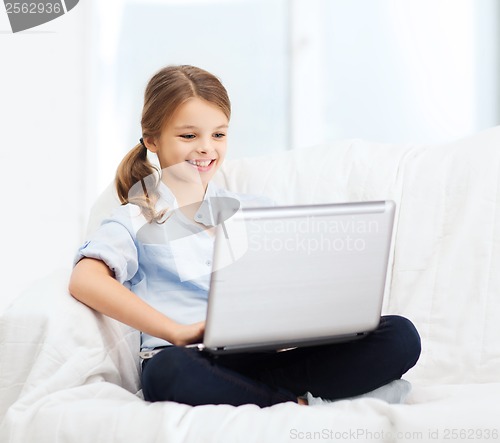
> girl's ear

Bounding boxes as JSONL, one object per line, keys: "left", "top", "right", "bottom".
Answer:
{"left": 143, "top": 136, "right": 159, "bottom": 153}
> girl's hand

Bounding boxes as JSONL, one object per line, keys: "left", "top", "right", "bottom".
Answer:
{"left": 171, "top": 321, "right": 205, "bottom": 346}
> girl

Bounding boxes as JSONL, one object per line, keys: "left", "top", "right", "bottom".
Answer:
{"left": 69, "top": 65, "right": 421, "bottom": 407}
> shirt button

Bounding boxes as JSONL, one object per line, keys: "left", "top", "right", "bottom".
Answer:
{"left": 196, "top": 214, "right": 203, "bottom": 219}
{"left": 205, "top": 260, "right": 212, "bottom": 266}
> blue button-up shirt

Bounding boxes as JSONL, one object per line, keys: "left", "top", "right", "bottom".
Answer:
{"left": 74, "top": 181, "right": 273, "bottom": 349}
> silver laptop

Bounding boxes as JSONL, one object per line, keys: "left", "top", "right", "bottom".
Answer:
{"left": 195, "top": 200, "right": 395, "bottom": 354}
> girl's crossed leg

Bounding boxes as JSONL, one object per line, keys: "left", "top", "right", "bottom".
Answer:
{"left": 140, "top": 315, "right": 421, "bottom": 407}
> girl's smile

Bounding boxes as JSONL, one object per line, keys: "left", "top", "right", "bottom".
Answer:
{"left": 186, "top": 158, "right": 216, "bottom": 172}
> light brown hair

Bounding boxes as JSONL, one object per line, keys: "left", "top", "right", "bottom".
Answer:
{"left": 115, "top": 65, "right": 231, "bottom": 222}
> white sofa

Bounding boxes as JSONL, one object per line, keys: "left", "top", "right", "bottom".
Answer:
{"left": 2, "top": 127, "right": 500, "bottom": 443}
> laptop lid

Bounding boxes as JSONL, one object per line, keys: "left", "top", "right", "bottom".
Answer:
{"left": 203, "top": 200, "right": 396, "bottom": 353}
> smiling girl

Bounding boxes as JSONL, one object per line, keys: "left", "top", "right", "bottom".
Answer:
{"left": 69, "top": 65, "right": 420, "bottom": 407}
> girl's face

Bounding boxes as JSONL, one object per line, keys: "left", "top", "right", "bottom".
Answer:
{"left": 145, "top": 97, "right": 229, "bottom": 188}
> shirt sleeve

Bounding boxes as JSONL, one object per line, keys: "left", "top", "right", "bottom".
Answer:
{"left": 73, "top": 206, "right": 140, "bottom": 284}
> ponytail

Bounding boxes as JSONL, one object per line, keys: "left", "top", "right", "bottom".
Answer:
{"left": 115, "top": 143, "right": 167, "bottom": 223}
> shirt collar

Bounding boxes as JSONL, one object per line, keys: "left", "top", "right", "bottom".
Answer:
{"left": 194, "top": 182, "right": 218, "bottom": 227}
{"left": 157, "top": 180, "right": 218, "bottom": 227}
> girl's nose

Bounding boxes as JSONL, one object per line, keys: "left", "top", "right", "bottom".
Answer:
{"left": 197, "top": 140, "right": 213, "bottom": 155}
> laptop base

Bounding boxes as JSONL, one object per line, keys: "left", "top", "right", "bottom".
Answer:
{"left": 191, "top": 331, "right": 371, "bottom": 355}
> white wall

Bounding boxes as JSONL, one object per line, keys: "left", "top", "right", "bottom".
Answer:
{"left": 0, "top": 4, "right": 88, "bottom": 313}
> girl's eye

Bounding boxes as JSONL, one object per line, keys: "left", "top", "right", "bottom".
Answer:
{"left": 180, "top": 134, "right": 195, "bottom": 139}
{"left": 213, "top": 133, "right": 226, "bottom": 139}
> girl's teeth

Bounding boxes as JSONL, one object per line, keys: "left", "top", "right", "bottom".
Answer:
{"left": 188, "top": 160, "right": 212, "bottom": 167}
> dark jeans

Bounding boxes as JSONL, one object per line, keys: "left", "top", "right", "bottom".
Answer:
{"left": 141, "top": 315, "right": 421, "bottom": 407}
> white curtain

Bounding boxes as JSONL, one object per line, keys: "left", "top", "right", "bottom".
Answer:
{"left": 84, "top": 0, "right": 126, "bottom": 210}
{"left": 289, "top": 0, "right": 500, "bottom": 147}
{"left": 85, "top": 0, "right": 500, "bottom": 203}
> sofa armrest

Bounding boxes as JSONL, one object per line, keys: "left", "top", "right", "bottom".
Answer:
{"left": 0, "top": 269, "right": 141, "bottom": 417}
